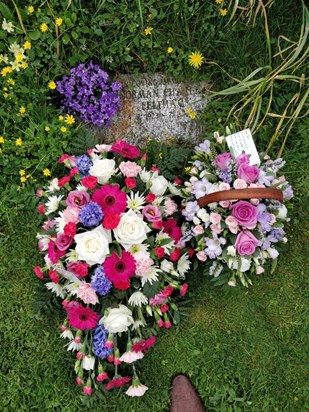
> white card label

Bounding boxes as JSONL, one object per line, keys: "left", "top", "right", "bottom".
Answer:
{"left": 226, "top": 129, "right": 260, "bottom": 165}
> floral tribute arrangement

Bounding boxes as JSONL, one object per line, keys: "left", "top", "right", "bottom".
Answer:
{"left": 34, "top": 140, "right": 190, "bottom": 397}
{"left": 181, "top": 132, "right": 293, "bottom": 287}
{"left": 56, "top": 62, "right": 122, "bottom": 127}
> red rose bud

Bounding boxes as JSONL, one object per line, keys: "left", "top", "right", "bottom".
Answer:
{"left": 58, "top": 175, "right": 71, "bottom": 187}
{"left": 64, "top": 222, "right": 77, "bottom": 237}
{"left": 174, "top": 177, "right": 182, "bottom": 185}
{"left": 146, "top": 193, "right": 156, "bottom": 202}
{"left": 38, "top": 205, "right": 45, "bottom": 214}
{"left": 81, "top": 175, "right": 98, "bottom": 189}
{"left": 48, "top": 270, "right": 59, "bottom": 283}
{"left": 33, "top": 266, "right": 44, "bottom": 279}
{"left": 125, "top": 177, "right": 136, "bottom": 189}
{"left": 69, "top": 167, "right": 79, "bottom": 176}
{"left": 103, "top": 214, "right": 120, "bottom": 230}
{"left": 170, "top": 248, "right": 181, "bottom": 262}
{"left": 154, "top": 247, "right": 165, "bottom": 258}
{"left": 141, "top": 153, "right": 147, "bottom": 160}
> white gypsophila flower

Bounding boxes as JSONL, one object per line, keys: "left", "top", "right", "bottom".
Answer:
{"left": 127, "top": 191, "right": 145, "bottom": 211}
{"left": 126, "top": 383, "right": 149, "bottom": 397}
{"left": 119, "top": 350, "right": 144, "bottom": 363}
{"left": 45, "top": 282, "right": 65, "bottom": 298}
{"left": 139, "top": 168, "right": 151, "bottom": 183}
{"left": 45, "top": 195, "right": 64, "bottom": 215}
{"left": 66, "top": 340, "right": 82, "bottom": 351}
{"left": 129, "top": 243, "right": 149, "bottom": 255}
{"left": 82, "top": 355, "right": 95, "bottom": 371}
{"left": 156, "top": 230, "right": 174, "bottom": 253}
{"left": 60, "top": 329, "right": 74, "bottom": 340}
{"left": 177, "top": 254, "right": 190, "bottom": 276}
{"left": 65, "top": 249, "right": 79, "bottom": 262}
{"left": 226, "top": 246, "right": 236, "bottom": 256}
{"left": 131, "top": 320, "right": 146, "bottom": 330}
{"left": 140, "top": 266, "right": 161, "bottom": 286}
{"left": 75, "top": 184, "right": 88, "bottom": 191}
{"left": 2, "top": 18, "right": 14, "bottom": 33}
{"left": 46, "top": 178, "right": 60, "bottom": 193}
{"left": 167, "top": 182, "right": 181, "bottom": 196}
{"left": 128, "top": 291, "right": 148, "bottom": 307}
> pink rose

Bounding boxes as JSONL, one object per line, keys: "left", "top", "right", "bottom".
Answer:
{"left": 230, "top": 201, "right": 258, "bottom": 227}
{"left": 225, "top": 216, "right": 238, "bottom": 227}
{"left": 55, "top": 233, "right": 73, "bottom": 251}
{"left": 219, "top": 200, "right": 230, "bottom": 208}
{"left": 196, "top": 251, "right": 207, "bottom": 261}
{"left": 142, "top": 205, "right": 162, "bottom": 222}
{"left": 233, "top": 178, "right": 247, "bottom": 189}
{"left": 214, "top": 153, "right": 232, "bottom": 171}
{"left": 193, "top": 225, "right": 204, "bottom": 235}
{"left": 119, "top": 161, "right": 142, "bottom": 177}
{"left": 210, "top": 212, "right": 221, "bottom": 225}
{"left": 210, "top": 223, "right": 223, "bottom": 234}
{"left": 219, "top": 182, "right": 230, "bottom": 191}
{"left": 237, "top": 164, "right": 259, "bottom": 183}
{"left": 235, "top": 230, "right": 260, "bottom": 256}
{"left": 236, "top": 154, "right": 250, "bottom": 166}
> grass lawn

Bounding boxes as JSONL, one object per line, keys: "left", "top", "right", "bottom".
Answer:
{"left": 0, "top": 157, "right": 308, "bottom": 411}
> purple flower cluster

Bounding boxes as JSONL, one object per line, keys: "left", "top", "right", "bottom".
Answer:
{"left": 79, "top": 202, "right": 104, "bottom": 227}
{"left": 75, "top": 154, "right": 92, "bottom": 176}
{"left": 91, "top": 266, "right": 112, "bottom": 296}
{"left": 56, "top": 62, "right": 122, "bottom": 126}
{"left": 92, "top": 325, "right": 113, "bottom": 359}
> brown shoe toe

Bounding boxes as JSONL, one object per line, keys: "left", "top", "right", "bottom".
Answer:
{"left": 170, "top": 374, "right": 205, "bottom": 412}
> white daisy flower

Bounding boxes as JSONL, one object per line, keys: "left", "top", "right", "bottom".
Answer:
{"left": 127, "top": 191, "right": 145, "bottom": 211}
{"left": 45, "top": 282, "right": 65, "bottom": 298}
{"left": 54, "top": 211, "right": 66, "bottom": 233}
{"left": 76, "top": 184, "right": 88, "bottom": 191}
{"left": 177, "top": 253, "right": 190, "bottom": 276}
{"left": 128, "top": 291, "right": 148, "bottom": 307}
{"left": 60, "top": 329, "right": 74, "bottom": 340}
{"left": 46, "top": 178, "right": 60, "bottom": 193}
{"left": 140, "top": 266, "right": 161, "bottom": 286}
{"left": 2, "top": 18, "right": 14, "bottom": 33}
{"left": 0, "top": 54, "right": 9, "bottom": 63}
{"left": 129, "top": 243, "right": 149, "bottom": 255}
{"left": 65, "top": 249, "right": 79, "bottom": 262}
{"left": 45, "top": 195, "right": 64, "bottom": 215}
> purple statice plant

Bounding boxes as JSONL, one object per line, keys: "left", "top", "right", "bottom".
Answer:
{"left": 56, "top": 62, "right": 122, "bottom": 127}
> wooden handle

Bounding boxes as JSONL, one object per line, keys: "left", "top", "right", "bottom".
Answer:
{"left": 197, "top": 188, "right": 283, "bottom": 207}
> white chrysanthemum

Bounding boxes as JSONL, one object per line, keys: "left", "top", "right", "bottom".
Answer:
{"left": 160, "top": 259, "right": 174, "bottom": 273}
{"left": 129, "top": 243, "right": 149, "bottom": 255}
{"left": 177, "top": 253, "right": 190, "bottom": 276}
{"left": 140, "top": 266, "right": 161, "bottom": 286}
{"left": 45, "top": 282, "right": 65, "bottom": 298}
{"left": 66, "top": 340, "right": 82, "bottom": 351}
{"left": 131, "top": 319, "right": 146, "bottom": 330}
{"left": 60, "top": 329, "right": 74, "bottom": 340}
{"left": 139, "top": 168, "right": 151, "bottom": 183}
{"left": 45, "top": 195, "right": 64, "bottom": 215}
{"left": 127, "top": 191, "right": 145, "bottom": 211}
{"left": 10, "top": 60, "right": 21, "bottom": 71}
{"left": 54, "top": 212, "right": 66, "bottom": 234}
{"left": 156, "top": 230, "right": 174, "bottom": 253}
{"left": 75, "top": 184, "right": 88, "bottom": 191}
{"left": 128, "top": 291, "right": 148, "bottom": 307}
{"left": 64, "top": 282, "right": 80, "bottom": 296}
{"left": 2, "top": 18, "right": 14, "bottom": 33}
{"left": 119, "top": 350, "right": 144, "bottom": 363}
{"left": 65, "top": 249, "right": 79, "bottom": 262}
{"left": 167, "top": 182, "right": 181, "bottom": 196}
{"left": 46, "top": 178, "right": 60, "bottom": 192}
{"left": 152, "top": 196, "right": 164, "bottom": 206}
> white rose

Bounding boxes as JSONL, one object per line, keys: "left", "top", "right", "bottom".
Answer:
{"left": 74, "top": 225, "right": 111, "bottom": 266}
{"left": 160, "top": 259, "right": 174, "bottom": 273}
{"left": 150, "top": 175, "right": 168, "bottom": 196}
{"left": 89, "top": 158, "right": 117, "bottom": 184}
{"left": 277, "top": 205, "right": 287, "bottom": 219}
{"left": 101, "top": 304, "right": 134, "bottom": 333}
{"left": 113, "top": 210, "right": 151, "bottom": 250}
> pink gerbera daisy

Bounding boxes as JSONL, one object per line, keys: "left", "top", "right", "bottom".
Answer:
{"left": 67, "top": 303, "right": 99, "bottom": 330}
{"left": 92, "top": 185, "right": 127, "bottom": 214}
{"left": 111, "top": 140, "right": 140, "bottom": 159}
{"left": 103, "top": 251, "right": 136, "bottom": 288}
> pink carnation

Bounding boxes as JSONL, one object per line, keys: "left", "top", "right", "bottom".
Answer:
{"left": 119, "top": 161, "right": 142, "bottom": 177}
{"left": 78, "top": 283, "right": 99, "bottom": 305}
{"left": 164, "top": 198, "right": 178, "bottom": 216}
{"left": 134, "top": 252, "right": 154, "bottom": 276}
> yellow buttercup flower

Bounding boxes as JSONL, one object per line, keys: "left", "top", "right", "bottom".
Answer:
{"left": 15, "top": 137, "right": 23, "bottom": 146}
{"left": 220, "top": 8, "right": 228, "bottom": 16}
{"left": 56, "top": 18, "right": 63, "bottom": 26}
{"left": 167, "top": 47, "right": 173, "bottom": 54}
{"left": 7, "top": 78, "right": 15, "bottom": 85}
{"left": 188, "top": 51, "right": 204, "bottom": 69}
{"left": 185, "top": 107, "right": 197, "bottom": 119}
{"left": 19, "top": 106, "right": 26, "bottom": 114}
{"left": 40, "top": 23, "right": 48, "bottom": 33}
{"left": 20, "top": 176, "right": 27, "bottom": 183}
{"left": 65, "top": 114, "right": 75, "bottom": 125}
{"left": 48, "top": 81, "right": 57, "bottom": 90}
{"left": 144, "top": 26, "right": 153, "bottom": 35}
{"left": 58, "top": 115, "right": 64, "bottom": 121}
{"left": 21, "top": 62, "right": 28, "bottom": 69}
{"left": 0, "top": 137, "right": 4, "bottom": 143}
{"left": 19, "top": 169, "right": 26, "bottom": 176}
{"left": 23, "top": 41, "right": 31, "bottom": 50}
{"left": 15, "top": 53, "right": 25, "bottom": 62}
{"left": 60, "top": 126, "right": 67, "bottom": 133}
{"left": 45, "top": 126, "right": 50, "bottom": 132}
{"left": 43, "top": 168, "right": 51, "bottom": 176}
{"left": 215, "top": 0, "right": 223, "bottom": 4}
{"left": 28, "top": 5, "right": 34, "bottom": 13}
{"left": 1, "top": 66, "right": 13, "bottom": 77}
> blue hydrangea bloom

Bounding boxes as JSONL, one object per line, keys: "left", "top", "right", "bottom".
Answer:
{"left": 91, "top": 266, "right": 112, "bottom": 296}
{"left": 75, "top": 154, "right": 92, "bottom": 176}
{"left": 79, "top": 202, "right": 103, "bottom": 227}
{"left": 92, "top": 325, "right": 113, "bottom": 359}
